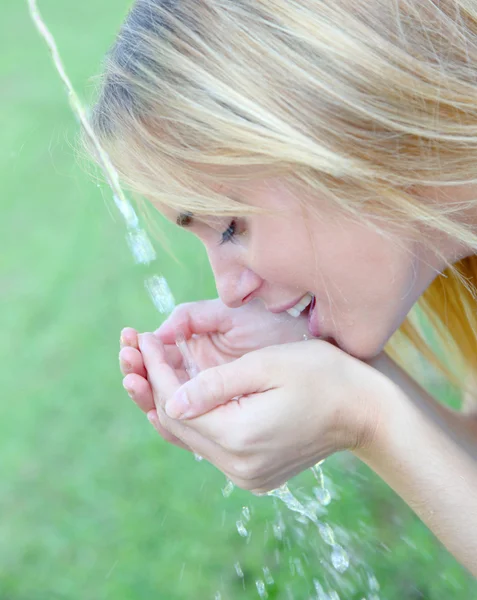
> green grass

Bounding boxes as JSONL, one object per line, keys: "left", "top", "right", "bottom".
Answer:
{"left": 1, "top": 1, "right": 476, "bottom": 598}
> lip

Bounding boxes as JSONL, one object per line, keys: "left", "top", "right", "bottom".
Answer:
{"left": 267, "top": 294, "right": 311, "bottom": 314}
{"left": 308, "top": 296, "right": 320, "bottom": 337}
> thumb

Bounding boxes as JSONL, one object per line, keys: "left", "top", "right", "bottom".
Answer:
{"left": 165, "top": 351, "right": 274, "bottom": 419}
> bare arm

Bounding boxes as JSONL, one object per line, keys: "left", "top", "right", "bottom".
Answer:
{"left": 355, "top": 355, "right": 477, "bottom": 576}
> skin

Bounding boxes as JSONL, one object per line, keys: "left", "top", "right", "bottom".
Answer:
{"left": 118, "top": 175, "right": 476, "bottom": 436}
{"left": 117, "top": 176, "right": 477, "bottom": 574}
{"left": 156, "top": 178, "right": 469, "bottom": 358}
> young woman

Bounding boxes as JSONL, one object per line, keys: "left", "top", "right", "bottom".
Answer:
{"left": 88, "top": 0, "right": 477, "bottom": 574}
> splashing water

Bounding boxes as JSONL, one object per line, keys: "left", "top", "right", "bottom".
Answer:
{"left": 28, "top": 3, "right": 382, "bottom": 598}
{"left": 267, "top": 484, "right": 350, "bottom": 575}
{"left": 175, "top": 324, "right": 353, "bottom": 580}
{"left": 311, "top": 462, "right": 332, "bottom": 506}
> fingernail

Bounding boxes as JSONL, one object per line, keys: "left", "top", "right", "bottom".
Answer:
{"left": 147, "top": 411, "right": 160, "bottom": 432}
{"left": 123, "top": 380, "right": 133, "bottom": 397}
{"left": 119, "top": 354, "right": 132, "bottom": 369}
{"left": 120, "top": 328, "right": 129, "bottom": 347}
{"left": 165, "top": 391, "right": 190, "bottom": 419}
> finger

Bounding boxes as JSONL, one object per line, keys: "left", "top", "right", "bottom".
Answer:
{"left": 138, "top": 333, "right": 182, "bottom": 406}
{"left": 123, "top": 373, "right": 155, "bottom": 413}
{"left": 119, "top": 347, "right": 147, "bottom": 378}
{"left": 146, "top": 410, "right": 192, "bottom": 451}
{"left": 120, "top": 327, "right": 139, "bottom": 350}
{"left": 163, "top": 344, "right": 184, "bottom": 370}
{"left": 154, "top": 300, "right": 228, "bottom": 344}
{"left": 164, "top": 351, "right": 274, "bottom": 420}
{"left": 137, "top": 333, "right": 241, "bottom": 461}
{"left": 137, "top": 333, "right": 203, "bottom": 446}
{"left": 155, "top": 406, "right": 253, "bottom": 479}
{"left": 174, "top": 368, "right": 190, "bottom": 385}
{"left": 154, "top": 401, "right": 229, "bottom": 463}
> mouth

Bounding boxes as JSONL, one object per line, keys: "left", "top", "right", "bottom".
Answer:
{"left": 307, "top": 295, "right": 319, "bottom": 337}
{"left": 281, "top": 292, "right": 320, "bottom": 338}
{"left": 285, "top": 292, "right": 314, "bottom": 317}
{"left": 276, "top": 294, "right": 340, "bottom": 347}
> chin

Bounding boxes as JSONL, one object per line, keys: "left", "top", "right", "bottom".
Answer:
{"left": 330, "top": 331, "right": 388, "bottom": 361}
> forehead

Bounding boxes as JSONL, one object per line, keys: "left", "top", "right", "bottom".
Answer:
{"left": 151, "top": 177, "right": 302, "bottom": 226}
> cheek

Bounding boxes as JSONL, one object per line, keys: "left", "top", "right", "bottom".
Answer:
{"left": 308, "top": 227, "right": 421, "bottom": 349}
{"left": 329, "top": 255, "right": 420, "bottom": 357}
{"left": 314, "top": 225, "right": 415, "bottom": 302}
{"left": 248, "top": 228, "right": 312, "bottom": 284}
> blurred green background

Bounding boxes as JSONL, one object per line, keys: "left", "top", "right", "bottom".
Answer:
{"left": 1, "top": 1, "right": 476, "bottom": 598}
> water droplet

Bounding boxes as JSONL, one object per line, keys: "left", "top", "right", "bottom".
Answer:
{"left": 331, "top": 544, "right": 349, "bottom": 573}
{"left": 314, "top": 486, "right": 332, "bottom": 506}
{"left": 318, "top": 522, "right": 336, "bottom": 546}
{"left": 242, "top": 506, "right": 251, "bottom": 522}
{"left": 288, "top": 556, "right": 296, "bottom": 576}
{"left": 268, "top": 484, "right": 317, "bottom": 523}
{"left": 234, "top": 562, "right": 244, "bottom": 578}
{"left": 368, "top": 574, "right": 380, "bottom": 591}
{"left": 145, "top": 276, "right": 176, "bottom": 314}
{"left": 222, "top": 479, "right": 234, "bottom": 497}
{"left": 194, "top": 453, "right": 203, "bottom": 462}
{"left": 294, "top": 557, "right": 305, "bottom": 577}
{"left": 262, "top": 566, "right": 274, "bottom": 585}
{"left": 236, "top": 520, "right": 248, "bottom": 537}
{"left": 255, "top": 579, "right": 268, "bottom": 598}
{"left": 127, "top": 228, "right": 156, "bottom": 265}
{"left": 313, "top": 578, "right": 328, "bottom": 600}
{"left": 272, "top": 522, "right": 283, "bottom": 540}
{"left": 311, "top": 465, "right": 332, "bottom": 505}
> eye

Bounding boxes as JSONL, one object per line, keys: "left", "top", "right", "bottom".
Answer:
{"left": 220, "top": 219, "right": 237, "bottom": 245}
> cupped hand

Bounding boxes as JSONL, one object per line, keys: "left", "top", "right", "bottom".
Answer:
{"left": 137, "top": 333, "right": 387, "bottom": 493}
{"left": 118, "top": 298, "right": 311, "bottom": 447}
{"left": 119, "top": 326, "right": 191, "bottom": 450}
{"left": 156, "top": 297, "right": 311, "bottom": 366}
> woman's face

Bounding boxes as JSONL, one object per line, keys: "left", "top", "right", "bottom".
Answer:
{"left": 162, "top": 178, "right": 450, "bottom": 359}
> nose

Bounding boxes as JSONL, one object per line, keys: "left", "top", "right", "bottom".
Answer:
{"left": 207, "top": 248, "right": 262, "bottom": 308}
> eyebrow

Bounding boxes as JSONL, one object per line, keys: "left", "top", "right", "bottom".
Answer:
{"left": 176, "top": 211, "right": 194, "bottom": 227}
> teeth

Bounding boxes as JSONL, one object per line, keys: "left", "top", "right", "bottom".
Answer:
{"left": 286, "top": 293, "right": 314, "bottom": 318}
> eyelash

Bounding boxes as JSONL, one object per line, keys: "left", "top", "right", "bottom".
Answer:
{"left": 220, "top": 219, "right": 237, "bottom": 245}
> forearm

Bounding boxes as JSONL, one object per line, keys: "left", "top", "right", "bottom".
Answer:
{"left": 355, "top": 358, "right": 477, "bottom": 576}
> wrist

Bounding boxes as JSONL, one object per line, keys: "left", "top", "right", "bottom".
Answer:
{"left": 351, "top": 356, "right": 432, "bottom": 468}
{"left": 348, "top": 363, "right": 404, "bottom": 459}
{"left": 351, "top": 352, "right": 417, "bottom": 460}
{"left": 328, "top": 357, "right": 396, "bottom": 456}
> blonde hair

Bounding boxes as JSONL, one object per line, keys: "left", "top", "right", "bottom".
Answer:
{"left": 86, "top": 0, "right": 477, "bottom": 407}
